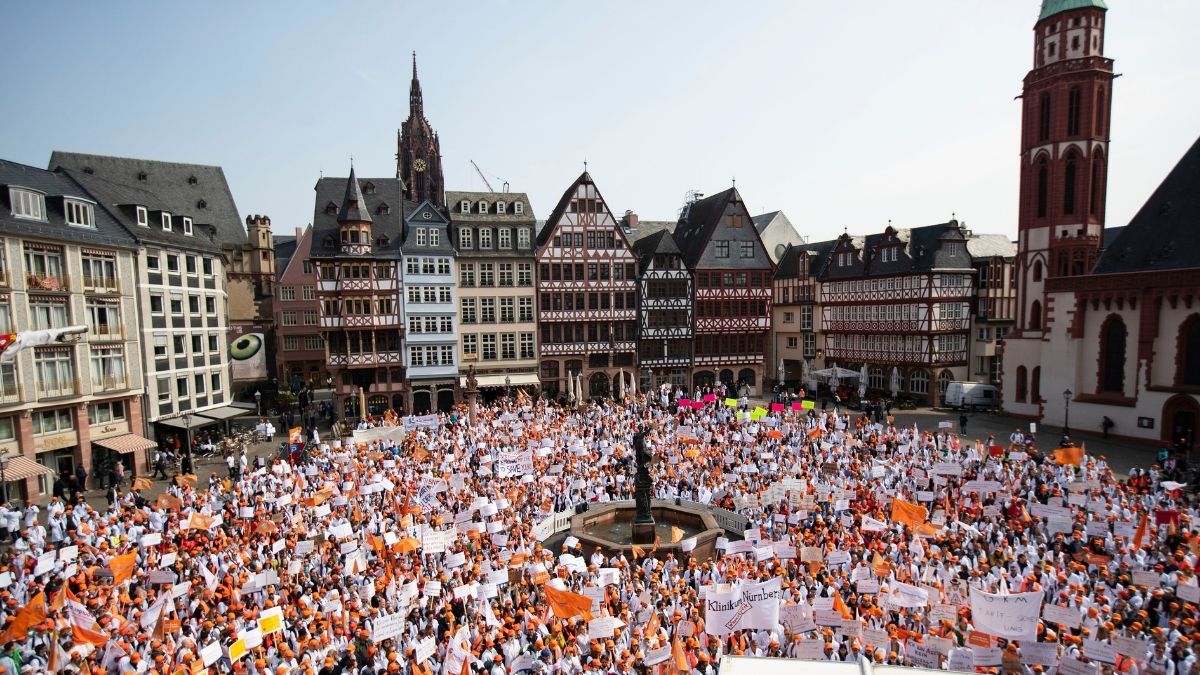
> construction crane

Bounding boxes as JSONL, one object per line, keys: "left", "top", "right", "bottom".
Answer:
{"left": 470, "top": 160, "right": 496, "bottom": 192}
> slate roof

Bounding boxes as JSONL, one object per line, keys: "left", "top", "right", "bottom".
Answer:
{"left": 0, "top": 159, "right": 138, "bottom": 250}
{"left": 673, "top": 188, "right": 736, "bottom": 268}
{"left": 273, "top": 235, "right": 298, "bottom": 280}
{"left": 310, "top": 176, "right": 412, "bottom": 259}
{"left": 57, "top": 169, "right": 224, "bottom": 254}
{"left": 537, "top": 171, "right": 592, "bottom": 247}
{"left": 1101, "top": 226, "right": 1125, "bottom": 249}
{"left": 445, "top": 191, "right": 536, "bottom": 223}
{"left": 337, "top": 167, "right": 372, "bottom": 223}
{"left": 803, "top": 221, "right": 976, "bottom": 280}
{"left": 1093, "top": 135, "right": 1200, "bottom": 275}
{"left": 773, "top": 244, "right": 806, "bottom": 279}
{"left": 49, "top": 151, "right": 245, "bottom": 249}
{"left": 965, "top": 234, "right": 1017, "bottom": 260}
{"left": 631, "top": 229, "right": 683, "bottom": 268}
{"left": 752, "top": 211, "right": 780, "bottom": 233}
{"left": 626, "top": 220, "right": 675, "bottom": 244}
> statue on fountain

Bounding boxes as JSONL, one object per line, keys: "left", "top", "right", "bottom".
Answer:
{"left": 632, "top": 426, "right": 655, "bottom": 542}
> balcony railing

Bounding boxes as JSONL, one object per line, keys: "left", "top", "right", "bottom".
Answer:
{"left": 38, "top": 378, "right": 77, "bottom": 398}
{"left": 89, "top": 324, "right": 123, "bottom": 340}
{"left": 0, "top": 382, "right": 18, "bottom": 403}
{"left": 82, "top": 275, "right": 120, "bottom": 293}
{"left": 27, "top": 273, "right": 68, "bottom": 291}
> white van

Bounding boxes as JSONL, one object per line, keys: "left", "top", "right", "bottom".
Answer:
{"left": 943, "top": 381, "right": 998, "bottom": 410}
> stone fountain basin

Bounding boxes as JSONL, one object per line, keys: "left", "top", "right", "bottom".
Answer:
{"left": 568, "top": 500, "right": 724, "bottom": 562}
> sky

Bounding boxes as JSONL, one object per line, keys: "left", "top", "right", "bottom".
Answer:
{"left": 3, "top": 1, "right": 1198, "bottom": 244}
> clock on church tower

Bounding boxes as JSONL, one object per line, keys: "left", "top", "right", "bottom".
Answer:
{"left": 396, "top": 53, "right": 445, "bottom": 208}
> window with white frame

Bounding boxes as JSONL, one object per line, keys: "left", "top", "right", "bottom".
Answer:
{"left": 479, "top": 264, "right": 495, "bottom": 286}
{"left": 478, "top": 228, "right": 492, "bottom": 249}
{"left": 29, "top": 298, "right": 68, "bottom": 331}
{"left": 459, "top": 227, "right": 473, "bottom": 249}
{"left": 462, "top": 334, "right": 478, "bottom": 358}
{"left": 85, "top": 299, "right": 120, "bottom": 338}
{"left": 937, "top": 334, "right": 965, "bottom": 352}
{"left": 440, "top": 345, "right": 454, "bottom": 365}
{"left": 460, "top": 298, "right": 476, "bottom": 323}
{"left": 409, "top": 346, "right": 425, "bottom": 367}
{"left": 24, "top": 246, "right": 64, "bottom": 286}
{"left": 194, "top": 373, "right": 206, "bottom": 394}
{"left": 136, "top": 206, "right": 149, "bottom": 227}
{"left": 90, "top": 346, "right": 125, "bottom": 391}
{"left": 498, "top": 228, "right": 512, "bottom": 249}
{"left": 183, "top": 217, "right": 193, "bottom": 235}
{"left": 909, "top": 369, "right": 929, "bottom": 394}
{"left": 517, "top": 263, "right": 533, "bottom": 286}
{"left": 499, "top": 263, "right": 513, "bottom": 286}
{"left": 421, "top": 258, "right": 435, "bottom": 275}
{"left": 500, "top": 298, "right": 515, "bottom": 322}
{"left": 782, "top": 311, "right": 794, "bottom": 324}
{"left": 65, "top": 200, "right": 95, "bottom": 228}
{"left": 281, "top": 311, "right": 296, "bottom": 326}
{"left": 34, "top": 348, "right": 74, "bottom": 397}
{"left": 939, "top": 303, "right": 964, "bottom": 319}
{"left": 303, "top": 335, "right": 323, "bottom": 350}
{"left": 460, "top": 200, "right": 471, "bottom": 213}
{"left": 800, "top": 305, "right": 813, "bottom": 330}
{"left": 786, "top": 336, "right": 798, "bottom": 349}
{"left": 153, "top": 334, "right": 167, "bottom": 360}
{"left": 407, "top": 316, "right": 422, "bottom": 334}
{"left": 162, "top": 213, "right": 172, "bottom": 231}
{"left": 283, "top": 336, "right": 300, "bottom": 351}
{"left": 437, "top": 258, "right": 450, "bottom": 275}
{"left": 280, "top": 286, "right": 295, "bottom": 300}
{"left": 517, "top": 228, "right": 530, "bottom": 249}
{"left": 478, "top": 200, "right": 488, "bottom": 214}
{"left": 803, "top": 334, "right": 816, "bottom": 356}
{"left": 301, "top": 286, "right": 315, "bottom": 300}
{"left": 0, "top": 363, "right": 15, "bottom": 398}
{"left": 501, "top": 333, "right": 516, "bottom": 359}
{"left": 415, "top": 228, "right": 426, "bottom": 246}
{"left": 480, "top": 298, "right": 496, "bottom": 322}
{"left": 437, "top": 286, "right": 451, "bottom": 303}
{"left": 429, "top": 228, "right": 440, "bottom": 247}
{"left": 176, "top": 377, "right": 188, "bottom": 397}
{"left": 210, "top": 372, "right": 221, "bottom": 393}
{"left": 519, "top": 297, "right": 533, "bottom": 322}
{"left": 520, "top": 332, "right": 534, "bottom": 359}
{"left": 514, "top": 201, "right": 524, "bottom": 215}
{"left": 303, "top": 310, "right": 317, "bottom": 325}
{"left": 157, "top": 376, "right": 170, "bottom": 402}
{"left": 9, "top": 188, "right": 45, "bottom": 220}
{"left": 497, "top": 201, "right": 507, "bottom": 214}
{"left": 481, "top": 333, "right": 497, "bottom": 359}
{"left": 459, "top": 263, "right": 475, "bottom": 287}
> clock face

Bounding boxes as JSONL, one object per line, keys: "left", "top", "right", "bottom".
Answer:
{"left": 414, "top": 158, "right": 427, "bottom": 172}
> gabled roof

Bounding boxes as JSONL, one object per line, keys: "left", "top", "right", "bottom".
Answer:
{"left": 310, "top": 176, "right": 412, "bottom": 259}
{"left": 273, "top": 234, "right": 299, "bottom": 279}
{"left": 1093, "top": 135, "right": 1200, "bottom": 275}
{"left": 0, "top": 159, "right": 138, "bottom": 250}
{"left": 773, "top": 244, "right": 806, "bottom": 279}
{"left": 752, "top": 211, "right": 780, "bottom": 233}
{"left": 537, "top": 171, "right": 592, "bottom": 247}
{"left": 673, "top": 188, "right": 736, "bottom": 267}
{"left": 632, "top": 229, "right": 684, "bottom": 267}
{"left": 802, "top": 221, "right": 976, "bottom": 280}
{"left": 49, "top": 151, "right": 245, "bottom": 249}
{"left": 965, "top": 233, "right": 1017, "bottom": 260}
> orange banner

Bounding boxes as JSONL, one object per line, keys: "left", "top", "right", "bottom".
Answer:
{"left": 110, "top": 551, "right": 139, "bottom": 585}
{"left": 1052, "top": 446, "right": 1083, "bottom": 466}
{"left": 890, "top": 498, "right": 929, "bottom": 528}
{"left": 542, "top": 584, "right": 595, "bottom": 621}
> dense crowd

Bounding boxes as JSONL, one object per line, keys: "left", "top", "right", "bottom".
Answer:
{"left": 0, "top": 391, "right": 1195, "bottom": 675}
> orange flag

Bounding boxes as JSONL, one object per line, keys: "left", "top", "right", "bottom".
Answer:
{"left": 630, "top": 544, "right": 645, "bottom": 558}
{"left": 156, "top": 493, "right": 182, "bottom": 511}
{"left": 673, "top": 635, "right": 690, "bottom": 673}
{"left": 833, "top": 592, "right": 854, "bottom": 619}
{"left": 394, "top": 537, "right": 420, "bottom": 554}
{"left": 891, "top": 498, "right": 929, "bottom": 528}
{"left": 131, "top": 477, "right": 154, "bottom": 491}
{"left": 542, "top": 584, "right": 595, "bottom": 621}
{"left": 0, "top": 591, "right": 47, "bottom": 642}
{"left": 1131, "top": 514, "right": 1148, "bottom": 551}
{"left": 188, "top": 512, "right": 214, "bottom": 531}
{"left": 1052, "top": 446, "right": 1083, "bottom": 466}
{"left": 109, "top": 551, "right": 139, "bottom": 585}
{"left": 174, "top": 474, "right": 198, "bottom": 488}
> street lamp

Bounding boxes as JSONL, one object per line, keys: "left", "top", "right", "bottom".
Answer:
{"left": 182, "top": 412, "right": 191, "bottom": 460}
{"left": 254, "top": 390, "right": 262, "bottom": 416}
{"left": 1062, "top": 389, "right": 1073, "bottom": 440}
{"left": 0, "top": 449, "right": 9, "bottom": 503}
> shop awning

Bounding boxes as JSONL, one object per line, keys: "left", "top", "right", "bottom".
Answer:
{"left": 197, "top": 405, "right": 253, "bottom": 421}
{"left": 3, "top": 456, "right": 55, "bottom": 482}
{"left": 155, "top": 416, "right": 216, "bottom": 430}
{"left": 92, "top": 434, "right": 157, "bottom": 455}
{"left": 458, "top": 373, "right": 540, "bottom": 389}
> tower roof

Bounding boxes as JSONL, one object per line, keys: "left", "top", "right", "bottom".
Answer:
{"left": 409, "top": 51, "right": 423, "bottom": 116}
{"left": 337, "top": 166, "right": 372, "bottom": 224}
{"left": 1039, "top": 0, "right": 1107, "bottom": 21}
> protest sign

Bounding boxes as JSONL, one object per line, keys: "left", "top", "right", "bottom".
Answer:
{"left": 970, "top": 588, "right": 1043, "bottom": 641}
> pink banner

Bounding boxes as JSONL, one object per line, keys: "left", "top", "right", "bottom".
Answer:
{"left": 691, "top": 401, "right": 705, "bottom": 410}
{"left": 678, "top": 398, "right": 693, "bottom": 408}
{"left": 770, "top": 403, "right": 785, "bottom": 412}
{"left": 790, "top": 401, "right": 803, "bottom": 410}
{"left": 702, "top": 394, "right": 717, "bottom": 402}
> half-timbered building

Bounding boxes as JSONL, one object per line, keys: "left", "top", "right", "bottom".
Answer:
{"left": 400, "top": 200, "right": 457, "bottom": 413}
{"left": 966, "top": 235, "right": 1017, "bottom": 390}
{"left": 808, "top": 221, "right": 975, "bottom": 405}
{"left": 535, "top": 172, "right": 637, "bottom": 399}
{"left": 311, "top": 169, "right": 407, "bottom": 419}
{"left": 769, "top": 244, "right": 820, "bottom": 392}
{"left": 633, "top": 230, "right": 692, "bottom": 391}
{"left": 673, "top": 188, "right": 773, "bottom": 393}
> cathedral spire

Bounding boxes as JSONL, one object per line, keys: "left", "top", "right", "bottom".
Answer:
{"left": 410, "top": 51, "right": 423, "bottom": 117}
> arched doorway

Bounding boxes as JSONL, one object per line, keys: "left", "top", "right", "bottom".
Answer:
{"left": 436, "top": 388, "right": 455, "bottom": 413}
{"left": 719, "top": 369, "right": 734, "bottom": 387}
{"left": 1162, "top": 394, "right": 1200, "bottom": 456}
{"left": 412, "top": 390, "right": 432, "bottom": 415}
{"left": 737, "top": 368, "right": 757, "bottom": 389}
{"left": 589, "top": 372, "right": 609, "bottom": 398}
{"left": 391, "top": 394, "right": 406, "bottom": 415}
{"left": 368, "top": 395, "right": 388, "bottom": 416}
{"left": 693, "top": 371, "right": 715, "bottom": 390}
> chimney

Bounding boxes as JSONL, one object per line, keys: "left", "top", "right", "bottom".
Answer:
{"left": 296, "top": 226, "right": 302, "bottom": 239}
{"left": 623, "top": 210, "right": 639, "bottom": 229}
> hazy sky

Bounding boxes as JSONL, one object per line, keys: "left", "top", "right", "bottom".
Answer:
{"left": 3, "top": 1, "right": 1197, "bottom": 243}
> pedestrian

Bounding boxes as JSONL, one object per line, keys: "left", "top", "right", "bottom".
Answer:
{"left": 74, "top": 464, "right": 87, "bottom": 492}
{"left": 959, "top": 412, "right": 968, "bottom": 435}
{"left": 1102, "top": 416, "right": 1114, "bottom": 438}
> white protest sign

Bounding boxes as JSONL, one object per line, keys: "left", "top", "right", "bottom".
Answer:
{"left": 587, "top": 616, "right": 619, "bottom": 641}
{"left": 704, "top": 577, "right": 782, "bottom": 635}
{"left": 1041, "top": 603, "right": 1081, "bottom": 628}
{"left": 372, "top": 612, "right": 407, "bottom": 643}
{"left": 1020, "top": 642, "right": 1060, "bottom": 666}
{"left": 970, "top": 588, "right": 1043, "bottom": 641}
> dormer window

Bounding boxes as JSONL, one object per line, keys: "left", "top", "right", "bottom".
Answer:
{"left": 517, "top": 228, "right": 530, "bottom": 249}
{"left": 162, "top": 212, "right": 173, "bottom": 231}
{"left": 183, "top": 217, "right": 194, "bottom": 236}
{"left": 837, "top": 251, "right": 852, "bottom": 267}
{"left": 324, "top": 202, "right": 337, "bottom": 216}
{"left": 363, "top": 182, "right": 376, "bottom": 195}
{"left": 9, "top": 188, "right": 45, "bottom": 221}
{"left": 497, "top": 201, "right": 507, "bottom": 215}
{"left": 137, "top": 171, "right": 148, "bottom": 181}
{"left": 187, "top": 175, "right": 198, "bottom": 185}
{"left": 377, "top": 235, "right": 390, "bottom": 247}
{"left": 376, "top": 203, "right": 391, "bottom": 215}
{"left": 460, "top": 200, "right": 471, "bottom": 213}
{"left": 514, "top": 201, "right": 524, "bottom": 215}
{"left": 323, "top": 235, "right": 335, "bottom": 248}
{"left": 415, "top": 228, "right": 427, "bottom": 246}
{"left": 136, "top": 206, "right": 148, "bottom": 227}
{"left": 197, "top": 199, "right": 207, "bottom": 210}
{"left": 477, "top": 200, "right": 488, "bottom": 214}
{"left": 65, "top": 199, "right": 95, "bottom": 228}
{"left": 429, "top": 228, "right": 440, "bottom": 247}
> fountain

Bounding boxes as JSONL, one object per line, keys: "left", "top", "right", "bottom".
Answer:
{"left": 565, "top": 425, "right": 724, "bottom": 561}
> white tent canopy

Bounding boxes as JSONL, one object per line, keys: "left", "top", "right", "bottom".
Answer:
{"left": 811, "top": 367, "right": 861, "bottom": 379}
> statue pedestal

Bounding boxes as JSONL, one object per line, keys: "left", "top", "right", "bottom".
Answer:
{"left": 631, "top": 520, "right": 656, "bottom": 545}
{"left": 466, "top": 389, "right": 478, "bottom": 426}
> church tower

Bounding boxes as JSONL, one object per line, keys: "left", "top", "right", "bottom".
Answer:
{"left": 1014, "top": 0, "right": 1113, "bottom": 337}
{"left": 396, "top": 53, "right": 445, "bottom": 208}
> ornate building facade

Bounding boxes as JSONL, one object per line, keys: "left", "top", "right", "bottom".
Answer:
{"left": 274, "top": 225, "right": 327, "bottom": 389}
{"left": 633, "top": 230, "right": 692, "bottom": 391}
{"left": 673, "top": 188, "right": 773, "bottom": 393}
{"left": 448, "top": 191, "right": 539, "bottom": 400}
{"left": 535, "top": 172, "right": 638, "bottom": 399}
{"left": 311, "top": 170, "right": 407, "bottom": 419}
{"left": 400, "top": 200, "right": 457, "bottom": 413}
